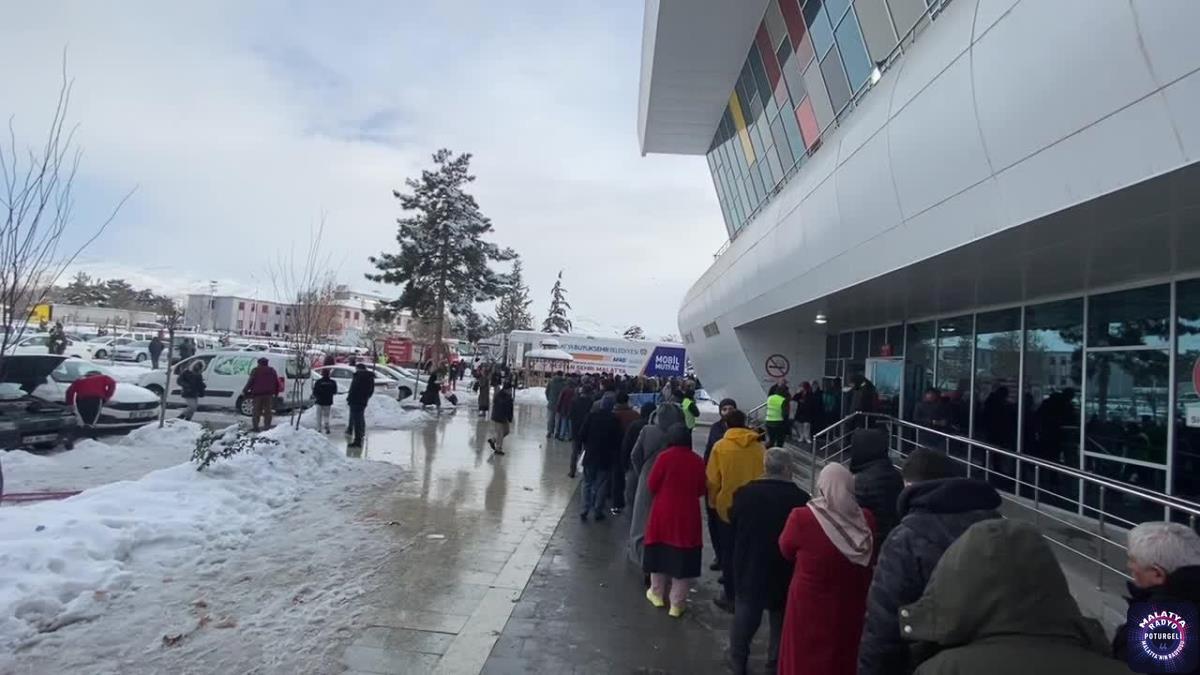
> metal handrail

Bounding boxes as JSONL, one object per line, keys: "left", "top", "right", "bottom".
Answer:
{"left": 807, "top": 412, "right": 1200, "bottom": 598}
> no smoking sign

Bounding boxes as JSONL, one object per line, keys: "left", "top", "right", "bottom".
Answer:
{"left": 765, "top": 354, "right": 790, "bottom": 378}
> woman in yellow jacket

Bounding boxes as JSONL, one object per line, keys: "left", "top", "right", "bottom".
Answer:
{"left": 706, "top": 409, "right": 766, "bottom": 611}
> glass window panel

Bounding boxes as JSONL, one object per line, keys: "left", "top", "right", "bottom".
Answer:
{"left": 852, "top": 330, "right": 869, "bottom": 361}
{"left": 854, "top": 0, "right": 899, "bottom": 62}
{"left": 795, "top": 98, "right": 821, "bottom": 149}
{"left": 765, "top": 0, "right": 789, "bottom": 47}
{"left": 935, "top": 315, "right": 973, "bottom": 434}
{"left": 825, "top": 334, "right": 839, "bottom": 359}
{"left": 825, "top": 0, "right": 852, "bottom": 23}
{"left": 747, "top": 93, "right": 765, "bottom": 126}
{"left": 1085, "top": 350, "right": 1169, "bottom": 465}
{"left": 839, "top": 332, "right": 853, "bottom": 359}
{"left": 748, "top": 45, "right": 773, "bottom": 104}
{"left": 779, "top": 0, "right": 811, "bottom": 59}
{"left": 773, "top": 74, "right": 792, "bottom": 110}
{"left": 868, "top": 327, "right": 887, "bottom": 357}
{"left": 782, "top": 44, "right": 808, "bottom": 104}
{"left": 1084, "top": 455, "right": 1167, "bottom": 526}
{"left": 803, "top": 59, "right": 836, "bottom": 129}
{"left": 770, "top": 117, "right": 795, "bottom": 168}
{"left": 1175, "top": 279, "right": 1200, "bottom": 500}
{"left": 764, "top": 143, "right": 785, "bottom": 186}
{"left": 1087, "top": 284, "right": 1170, "bottom": 348}
{"left": 835, "top": 10, "right": 874, "bottom": 89}
{"left": 886, "top": 324, "right": 905, "bottom": 356}
{"left": 803, "top": 0, "right": 836, "bottom": 57}
{"left": 821, "top": 45, "right": 852, "bottom": 113}
{"left": 825, "top": 359, "right": 841, "bottom": 378}
{"left": 776, "top": 35, "right": 793, "bottom": 70}
{"left": 750, "top": 161, "right": 767, "bottom": 203}
{"left": 779, "top": 100, "right": 808, "bottom": 160}
{"left": 1023, "top": 299, "right": 1083, "bottom": 471}
{"left": 903, "top": 321, "right": 936, "bottom": 420}
{"left": 974, "top": 308, "right": 1020, "bottom": 451}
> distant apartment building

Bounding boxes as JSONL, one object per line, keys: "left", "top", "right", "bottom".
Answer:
{"left": 186, "top": 285, "right": 412, "bottom": 340}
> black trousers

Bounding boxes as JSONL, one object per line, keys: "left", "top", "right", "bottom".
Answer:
{"left": 74, "top": 397, "right": 103, "bottom": 441}
{"left": 610, "top": 464, "right": 626, "bottom": 509}
{"left": 706, "top": 504, "right": 721, "bottom": 563}
{"left": 729, "top": 597, "right": 783, "bottom": 674}
{"left": 715, "top": 518, "right": 735, "bottom": 602}
{"left": 765, "top": 421, "right": 787, "bottom": 448}
{"left": 348, "top": 403, "right": 366, "bottom": 444}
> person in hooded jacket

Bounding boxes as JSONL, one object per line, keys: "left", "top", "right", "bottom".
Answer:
{"left": 577, "top": 397, "right": 623, "bottom": 521}
{"left": 177, "top": 360, "right": 207, "bottom": 421}
{"left": 554, "top": 381, "right": 576, "bottom": 441}
{"left": 849, "top": 428, "right": 905, "bottom": 543}
{"left": 643, "top": 423, "right": 707, "bottom": 618}
{"left": 900, "top": 519, "right": 1130, "bottom": 675}
{"left": 420, "top": 372, "right": 441, "bottom": 412}
{"left": 476, "top": 365, "right": 491, "bottom": 417}
{"left": 1112, "top": 521, "right": 1200, "bottom": 672}
{"left": 621, "top": 402, "right": 656, "bottom": 508}
{"left": 727, "top": 447, "right": 810, "bottom": 674}
{"left": 346, "top": 363, "right": 375, "bottom": 448}
{"left": 311, "top": 369, "right": 338, "bottom": 433}
{"left": 705, "top": 398, "right": 738, "bottom": 570}
{"left": 545, "top": 371, "right": 567, "bottom": 438}
{"left": 708, "top": 409, "right": 766, "bottom": 610}
{"left": 857, "top": 448, "right": 1002, "bottom": 675}
{"left": 778, "top": 463, "right": 876, "bottom": 675}
{"left": 627, "top": 402, "right": 685, "bottom": 568}
{"left": 568, "top": 386, "right": 595, "bottom": 478}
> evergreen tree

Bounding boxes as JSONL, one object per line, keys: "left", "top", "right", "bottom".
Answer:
{"left": 541, "top": 270, "right": 572, "bottom": 334}
{"left": 495, "top": 258, "right": 534, "bottom": 334}
{"left": 623, "top": 325, "right": 645, "bottom": 340}
{"left": 62, "top": 272, "right": 103, "bottom": 305}
{"left": 368, "top": 149, "right": 515, "bottom": 367}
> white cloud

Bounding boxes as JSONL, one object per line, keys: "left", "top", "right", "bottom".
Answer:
{"left": 0, "top": 1, "right": 726, "bottom": 337}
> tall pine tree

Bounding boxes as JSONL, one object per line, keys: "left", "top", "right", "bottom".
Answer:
{"left": 495, "top": 258, "right": 534, "bottom": 334}
{"left": 623, "top": 325, "right": 645, "bottom": 340}
{"left": 541, "top": 270, "right": 572, "bottom": 334}
{"left": 368, "top": 149, "right": 515, "bottom": 367}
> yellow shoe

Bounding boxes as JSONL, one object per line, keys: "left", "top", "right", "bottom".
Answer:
{"left": 645, "top": 588, "right": 665, "bottom": 608}
{"left": 668, "top": 605, "right": 685, "bottom": 618}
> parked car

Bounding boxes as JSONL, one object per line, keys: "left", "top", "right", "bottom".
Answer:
{"left": 112, "top": 340, "right": 154, "bottom": 363}
{"left": 86, "top": 336, "right": 136, "bottom": 360}
{"left": 0, "top": 381, "right": 77, "bottom": 450}
{"left": 313, "top": 364, "right": 400, "bottom": 396}
{"left": 138, "top": 351, "right": 312, "bottom": 416}
{"left": 365, "top": 364, "right": 424, "bottom": 400}
{"left": 0, "top": 356, "right": 160, "bottom": 429}
{"left": 9, "top": 334, "right": 102, "bottom": 360}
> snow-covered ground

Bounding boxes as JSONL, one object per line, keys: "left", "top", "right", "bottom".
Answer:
{"left": 514, "top": 386, "right": 547, "bottom": 406}
{"left": 0, "top": 423, "right": 406, "bottom": 674}
{"left": 1, "top": 420, "right": 202, "bottom": 494}
{"left": 298, "top": 394, "right": 431, "bottom": 430}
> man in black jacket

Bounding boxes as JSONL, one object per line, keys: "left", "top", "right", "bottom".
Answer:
{"left": 311, "top": 369, "right": 338, "bottom": 433}
{"left": 856, "top": 448, "right": 1001, "bottom": 675}
{"left": 577, "top": 398, "right": 622, "bottom": 521}
{"left": 568, "top": 386, "right": 595, "bottom": 478}
{"left": 177, "top": 361, "right": 206, "bottom": 421}
{"left": 849, "top": 428, "right": 904, "bottom": 543}
{"left": 1112, "top": 521, "right": 1200, "bottom": 672}
{"left": 346, "top": 364, "right": 374, "bottom": 449}
{"left": 727, "top": 447, "right": 809, "bottom": 675}
{"left": 489, "top": 381, "right": 514, "bottom": 456}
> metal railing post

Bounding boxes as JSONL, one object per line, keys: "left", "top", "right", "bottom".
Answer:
{"left": 1097, "top": 486, "right": 1107, "bottom": 591}
{"left": 1033, "top": 464, "right": 1041, "bottom": 527}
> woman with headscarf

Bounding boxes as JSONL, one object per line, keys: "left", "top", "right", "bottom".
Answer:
{"left": 627, "top": 401, "right": 685, "bottom": 568}
{"left": 777, "top": 463, "right": 876, "bottom": 675}
{"left": 642, "top": 424, "right": 706, "bottom": 618}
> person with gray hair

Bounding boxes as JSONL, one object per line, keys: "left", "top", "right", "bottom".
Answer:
{"left": 1112, "top": 521, "right": 1200, "bottom": 666}
{"left": 724, "top": 446, "right": 810, "bottom": 674}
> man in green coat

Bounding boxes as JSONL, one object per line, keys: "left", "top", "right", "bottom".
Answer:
{"left": 900, "top": 519, "right": 1133, "bottom": 675}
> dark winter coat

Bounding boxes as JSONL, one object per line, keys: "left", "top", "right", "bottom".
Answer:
{"left": 555, "top": 386, "right": 575, "bottom": 415}
{"left": 545, "top": 375, "right": 566, "bottom": 409}
{"left": 311, "top": 376, "right": 338, "bottom": 406}
{"left": 850, "top": 380, "right": 878, "bottom": 415}
{"left": 704, "top": 419, "right": 727, "bottom": 464}
{"left": 730, "top": 478, "right": 810, "bottom": 610}
{"left": 149, "top": 336, "right": 165, "bottom": 358}
{"left": 491, "top": 388, "right": 514, "bottom": 424}
{"left": 420, "top": 377, "right": 440, "bottom": 406}
{"left": 857, "top": 478, "right": 1002, "bottom": 675}
{"left": 347, "top": 370, "right": 376, "bottom": 407}
{"left": 901, "top": 520, "right": 1127, "bottom": 675}
{"left": 612, "top": 403, "right": 639, "bottom": 434}
{"left": 578, "top": 408, "right": 622, "bottom": 470}
{"left": 244, "top": 364, "right": 280, "bottom": 397}
{"left": 1113, "top": 565, "right": 1200, "bottom": 673}
{"left": 569, "top": 392, "right": 594, "bottom": 431}
{"left": 177, "top": 369, "right": 206, "bottom": 399}
{"left": 849, "top": 429, "right": 904, "bottom": 543}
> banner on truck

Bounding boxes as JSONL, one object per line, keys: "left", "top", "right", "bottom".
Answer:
{"left": 549, "top": 338, "right": 686, "bottom": 378}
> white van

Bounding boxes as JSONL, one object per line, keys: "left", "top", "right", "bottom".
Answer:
{"left": 138, "top": 351, "right": 312, "bottom": 416}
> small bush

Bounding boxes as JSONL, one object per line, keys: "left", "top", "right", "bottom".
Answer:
{"left": 191, "top": 426, "right": 279, "bottom": 471}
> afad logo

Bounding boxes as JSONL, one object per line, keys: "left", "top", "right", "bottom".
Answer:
{"left": 1128, "top": 602, "right": 1198, "bottom": 673}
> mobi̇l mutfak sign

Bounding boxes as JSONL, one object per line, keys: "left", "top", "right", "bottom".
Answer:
{"left": 552, "top": 338, "right": 686, "bottom": 378}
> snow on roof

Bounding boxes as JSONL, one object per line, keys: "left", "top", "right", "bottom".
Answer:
{"left": 523, "top": 348, "right": 574, "bottom": 361}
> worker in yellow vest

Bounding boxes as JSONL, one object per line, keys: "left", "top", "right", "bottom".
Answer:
{"left": 765, "top": 385, "right": 789, "bottom": 447}
{"left": 681, "top": 388, "right": 700, "bottom": 430}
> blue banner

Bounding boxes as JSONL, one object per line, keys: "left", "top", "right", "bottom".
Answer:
{"left": 643, "top": 345, "right": 686, "bottom": 377}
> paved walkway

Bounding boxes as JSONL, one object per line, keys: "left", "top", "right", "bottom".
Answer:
{"left": 338, "top": 403, "right": 765, "bottom": 674}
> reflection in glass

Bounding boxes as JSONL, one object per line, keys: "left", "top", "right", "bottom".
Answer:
{"left": 825, "top": 334, "right": 838, "bottom": 360}
{"left": 935, "top": 315, "right": 973, "bottom": 434}
{"left": 1175, "top": 279, "right": 1200, "bottom": 500}
{"left": 973, "top": 308, "right": 1020, "bottom": 451}
{"left": 1085, "top": 351, "right": 1169, "bottom": 465}
{"left": 1022, "top": 298, "right": 1083, "bottom": 477}
{"left": 1084, "top": 456, "right": 1166, "bottom": 526}
{"left": 869, "top": 327, "right": 886, "bottom": 357}
{"left": 903, "top": 321, "right": 935, "bottom": 421}
{"left": 853, "top": 330, "right": 869, "bottom": 361}
{"left": 1087, "top": 284, "right": 1170, "bottom": 348}
{"left": 839, "top": 332, "right": 852, "bottom": 360}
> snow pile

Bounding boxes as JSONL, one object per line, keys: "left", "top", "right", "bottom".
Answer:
{"left": 1, "top": 419, "right": 204, "bottom": 494}
{"left": 298, "top": 394, "right": 431, "bottom": 430}
{"left": 100, "top": 362, "right": 152, "bottom": 384}
{"left": 0, "top": 425, "right": 357, "bottom": 650}
{"left": 514, "top": 386, "right": 547, "bottom": 406}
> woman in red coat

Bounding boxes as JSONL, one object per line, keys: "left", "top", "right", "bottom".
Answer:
{"left": 777, "top": 462, "right": 876, "bottom": 675}
{"left": 643, "top": 423, "right": 707, "bottom": 618}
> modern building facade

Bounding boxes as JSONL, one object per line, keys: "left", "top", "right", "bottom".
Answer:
{"left": 640, "top": 0, "right": 1200, "bottom": 508}
{"left": 184, "top": 287, "right": 412, "bottom": 340}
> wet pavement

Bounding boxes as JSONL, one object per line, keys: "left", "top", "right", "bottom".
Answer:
{"left": 340, "top": 403, "right": 761, "bottom": 674}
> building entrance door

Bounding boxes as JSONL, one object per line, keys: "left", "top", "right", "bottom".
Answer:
{"left": 866, "top": 357, "right": 904, "bottom": 418}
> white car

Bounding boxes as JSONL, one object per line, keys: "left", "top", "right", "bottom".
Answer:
{"left": 9, "top": 334, "right": 101, "bottom": 360}
{"left": 139, "top": 351, "right": 312, "bottom": 416}
{"left": 313, "top": 365, "right": 400, "bottom": 396}
{"left": 364, "top": 364, "right": 425, "bottom": 399}
{"left": 86, "top": 336, "right": 136, "bottom": 360}
{"left": 1, "top": 355, "right": 161, "bottom": 428}
{"left": 112, "top": 340, "right": 154, "bottom": 363}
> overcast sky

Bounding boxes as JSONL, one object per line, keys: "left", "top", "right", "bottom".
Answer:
{"left": 0, "top": 1, "right": 725, "bottom": 338}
